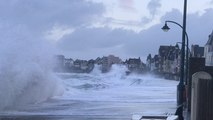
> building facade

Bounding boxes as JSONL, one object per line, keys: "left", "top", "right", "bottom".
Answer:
{"left": 101, "top": 55, "right": 122, "bottom": 73}
{"left": 191, "top": 44, "right": 204, "bottom": 58}
{"left": 204, "top": 31, "right": 213, "bottom": 66}
{"left": 158, "top": 45, "right": 180, "bottom": 79}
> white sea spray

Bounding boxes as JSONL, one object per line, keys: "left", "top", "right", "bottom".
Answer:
{"left": 0, "top": 24, "right": 64, "bottom": 110}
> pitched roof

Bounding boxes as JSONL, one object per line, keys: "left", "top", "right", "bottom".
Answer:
{"left": 128, "top": 58, "right": 141, "bottom": 64}
{"left": 159, "top": 45, "right": 177, "bottom": 57}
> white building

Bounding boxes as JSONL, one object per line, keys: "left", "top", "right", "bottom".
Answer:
{"left": 204, "top": 30, "right": 213, "bottom": 66}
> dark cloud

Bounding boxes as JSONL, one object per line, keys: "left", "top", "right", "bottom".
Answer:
{"left": 147, "top": 0, "right": 161, "bottom": 16}
{"left": 0, "top": 0, "right": 105, "bottom": 35}
{"left": 1, "top": 0, "right": 213, "bottom": 61}
{"left": 0, "top": 0, "right": 105, "bottom": 60}
{"left": 186, "top": 8, "right": 213, "bottom": 45}
{"left": 57, "top": 8, "right": 213, "bottom": 60}
{"left": 57, "top": 23, "right": 173, "bottom": 60}
{"left": 158, "top": 8, "right": 213, "bottom": 46}
{"left": 57, "top": 27, "right": 139, "bottom": 58}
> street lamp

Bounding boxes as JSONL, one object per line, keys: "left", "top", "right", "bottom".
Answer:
{"left": 161, "top": 23, "right": 170, "bottom": 32}
{"left": 161, "top": 0, "right": 187, "bottom": 119}
{"left": 162, "top": 21, "right": 189, "bottom": 85}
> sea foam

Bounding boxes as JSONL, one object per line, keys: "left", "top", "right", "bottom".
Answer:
{"left": 0, "top": 24, "right": 63, "bottom": 110}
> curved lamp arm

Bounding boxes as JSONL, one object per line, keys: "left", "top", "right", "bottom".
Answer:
{"left": 163, "top": 21, "right": 189, "bottom": 47}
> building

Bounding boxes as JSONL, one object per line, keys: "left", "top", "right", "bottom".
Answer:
{"left": 158, "top": 45, "right": 178, "bottom": 72}
{"left": 64, "top": 58, "right": 74, "bottom": 68}
{"left": 100, "top": 55, "right": 122, "bottom": 73}
{"left": 158, "top": 45, "right": 180, "bottom": 79}
{"left": 153, "top": 55, "right": 160, "bottom": 72}
{"left": 146, "top": 54, "right": 159, "bottom": 72}
{"left": 72, "top": 59, "right": 94, "bottom": 73}
{"left": 146, "top": 54, "right": 152, "bottom": 71}
{"left": 191, "top": 44, "right": 204, "bottom": 57}
{"left": 107, "top": 55, "right": 122, "bottom": 65}
{"left": 204, "top": 30, "right": 213, "bottom": 66}
{"left": 126, "top": 57, "right": 145, "bottom": 73}
{"left": 101, "top": 56, "right": 110, "bottom": 73}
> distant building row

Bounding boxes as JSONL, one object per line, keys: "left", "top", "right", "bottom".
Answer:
{"left": 54, "top": 30, "right": 213, "bottom": 76}
{"left": 54, "top": 54, "right": 147, "bottom": 74}
{"left": 146, "top": 45, "right": 181, "bottom": 79}
{"left": 54, "top": 55, "right": 94, "bottom": 73}
{"left": 146, "top": 30, "right": 213, "bottom": 79}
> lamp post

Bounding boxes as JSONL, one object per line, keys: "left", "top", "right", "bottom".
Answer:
{"left": 161, "top": 0, "right": 187, "bottom": 119}
{"left": 162, "top": 21, "right": 189, "bottom": 85}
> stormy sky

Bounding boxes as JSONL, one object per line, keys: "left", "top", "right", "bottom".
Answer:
{"left": 0, "top": 0, "right": 213, "bottom": 61}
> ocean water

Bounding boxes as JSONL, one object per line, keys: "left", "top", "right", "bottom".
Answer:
{"left": 0, "top": 65, "right": 178, "bottom": 120}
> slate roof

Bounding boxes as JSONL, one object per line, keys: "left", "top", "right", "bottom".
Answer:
{"left": 158, "top": 45, "right": 180, "bottom": 61}
{"left": 159, "top": 46, "right": 176, "bottom": 56}
{"left": 128, "top": 58, "right": 141, "bottom": 65}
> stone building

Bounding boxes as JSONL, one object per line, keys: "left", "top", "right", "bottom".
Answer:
{"left": 159, "top": 45, "right": 180, "bottom": 72}
{"left": 126, "top": 57, "right": 145, "bottom": 73}
{"left": 158, "top": 45, "right": 180, "bottom": 79}
{"left": 146, "top": 54, "right": 159, "bottom": 72}
{"left": 101, "top": 55, "right": 122, "bottom": 73}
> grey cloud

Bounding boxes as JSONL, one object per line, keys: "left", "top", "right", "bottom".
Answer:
{"left": 0, "top": 0, "right": 105, "bottom": 35}
{"left": 2, "top": 0, "right": 213, "bottom": 61}
{"left": 161, "top": 9, "right": 182, "bottom": 22}
{"left": 57, "top": 27, "right": 142, "bottom": 59}
{"left": 58, "top": 27, "right": 137, "bottom": 51}
{"left": 156, "top": 8, "right": 213, "bottom": 48}
{"left": 103, "top": 17, "right": 142, "bottom": 27}
{"left": 186, "top": 8, "right": 213, "bottom": 45}
{"left": 141, "top": 17, "right": 152, "bottom": 24}
{"left": 57, "top": 25, "right": 165, "bottom": 59}
{"left": 130, "top": 8, "right": 213, "bottom": 58}
{"left": 147, "top": 0, "right": 161, "bottom": 16}
{"left": 0, "top": 0, "right": 106, "bottom": 61}
{"left": 57, "top": 8, "right": 213, "bottom": 60}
